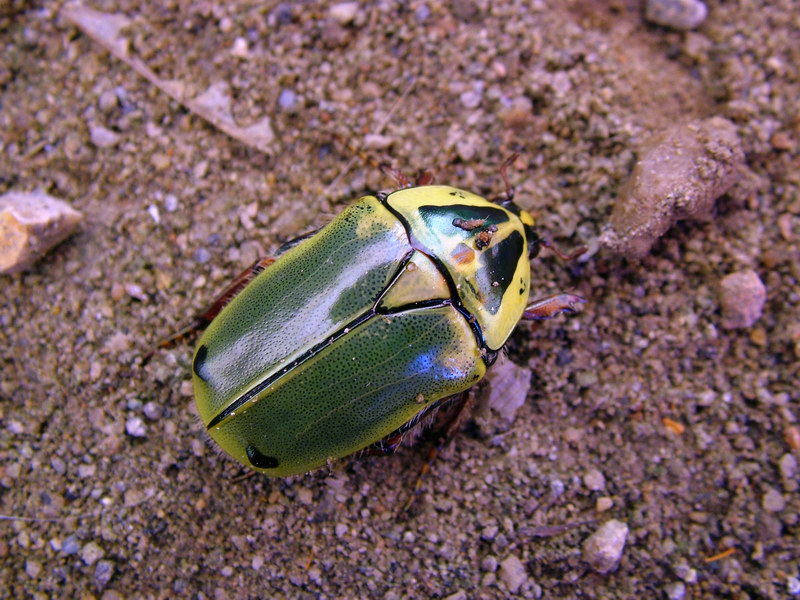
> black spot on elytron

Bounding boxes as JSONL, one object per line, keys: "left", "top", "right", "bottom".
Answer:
{"left": 246, "top": 445, "right": 279, "bottom": 469}
{"left": 484, "top": 230, "right": 524, "bottom": 313}
{"left": 193, "top": 345, "right": 208, "bottom": 381}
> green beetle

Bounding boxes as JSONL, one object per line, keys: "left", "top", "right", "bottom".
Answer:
{"left": 187, "top": 161, "right": 582, "bottom": 476}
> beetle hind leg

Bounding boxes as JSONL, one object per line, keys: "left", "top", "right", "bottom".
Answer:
{"left": 144, "top": 256, "right": 276, "bottom": 361}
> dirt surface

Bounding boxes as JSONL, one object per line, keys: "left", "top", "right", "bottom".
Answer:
{"left": 2, "top": 1, "right": 798, "bottom": 598}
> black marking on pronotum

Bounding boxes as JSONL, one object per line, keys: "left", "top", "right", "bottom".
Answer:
{"left": 206, "top": 249, "right": 415, "bottom": 430}
{"left": 193, "top": 345, "right": 208, "bottom": 381}
{"left": 378, "top": 193, "right": 494, "bottom": 353}
{"left": 416, "top": 204, "right": 509, "bottom": 233}
{"left": 484, "top": 230, "right": 524, "bottom": 313}
{"left": 246, "top": 445, "right": 279, "bottom": 469}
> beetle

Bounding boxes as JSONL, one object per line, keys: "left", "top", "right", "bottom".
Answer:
{"left": 181, "top": 156, "right": 583, "bottom": 477}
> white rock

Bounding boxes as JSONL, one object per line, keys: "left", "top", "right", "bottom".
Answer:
{"left": 484, "top": 358, "right": 531, "bottom": 421}
{"left": 329, "top": 2, "right": 359, "bottom": 25}
{"left": 498, "top": 554, "right": 528, "bottom": 593}
{"left": 582, "top": 519, "right": 629, "bottom": 573}
{"left": 719, "top": 270, "right": 766, "bottom": 329}
{"left": 0, "top": 191, "right": 83, "bottom": 274}
{"left": 645, "top": 0, "right": 707, "bottom": 30}
{"left": 89, "top": 124, "right": 121, "bottom": 148}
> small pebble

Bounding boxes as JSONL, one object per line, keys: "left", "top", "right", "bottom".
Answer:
{"left": 143, "top": 401, "right": 163, "bottom": 420}
{"left": 151, "top": 153, "right": 171, "bottom": 170}
{"left": 770, "top": 131, "right": 794, "bottom": 151}
{"left": 444, "top": 591, "right": 467, "bottom": 600}
{"left": 231, "top": 37, "right": 249, "bottom": 58}
{"left": 147, "top": 204, "right": 160, "bottom": 224}
{"left": 219, "top": 16, "right": 233, "bottom": 33}
{"left": 460, "top": 90, "right": 482, "bottom": 109}
{"left": 582, "top": 519, "right": 629, "bottom": 573}
{"left": 480, "top": 556, "right": 498, "bottom": 572}
{"left": 252, "top": 555, "right": 264, "bottom": 570}
{"left": 644, "top": 0, "right": 707, "bottom": 30}
{"left": 779, "top": 453, "right": 797, "bottom": 489}
{"left": 664, "top": 581, "right": 686, "bottom": 600}
{"left": 194, "top": 247, "right": 211, "bottom": 264}
{"left": 762, "top": 487, "right": 786, "bottom": 513}
{"left": 295, "top": 487, "right": 313, "bottom": 505}
{"left": 181, "top": 380, "right": 194, "bottom": 397}
{"left": 124, "top": 488, "right": 145, "bottom": 507}
{"left": 95, "top": 560, "right": 115, "bottom": 591}
{"left": 125, "top": 283, "right": 146, "bottom": 301}
{"left": 26, "top": 560, "right": 42, "bottom": 578}
{"left": 719, "top": 270, "right": 766, "bottom": 329}
{"left": 126, "top": 416, "right": 147, "bottom": 438}
{"left": 498, "top": 96, "right": 533, "bottom": 128}
{"left": 673, "top": 562, "right": 698, "bottom": 583}
{"left": 81, "top": 541, "right": 105, "bottom": 566}
{"left": 164, "top": 194, "right": 179, "bottom": 212}
{"left": 329, "top": 2, "right": 359, "bottom": 25}
{"left": 584, "top": 468, "right": 606, "bottom": 491}
{"left": 0, "top": 191, "right": 83, "bottom": 274}
{"left": 77, "top": 464, "right": 96, "bottom": 478}
{"left": 62, "top": 535, "right": 80, "bottom": 555}
{"left": 363, "top": 134, "right": 393, "bottom": 150}
{"left": 278, "top": 89, "right": 297, "bottom": 111}
{"left": 89, "top": 124, "right": 120, "bottom": 148}
{"left": 787, "top": 576, "right": 800, "bottom": 596}
{"left": 335, "top": 523, "right": 348, "bottom": 538}
{"left": 498, "top": 554, "right": 527, "bottom": 594}
{"left": 51, "top": 456, "right": 66, "bottom": 475}
{"left": 98, "top": 89, "right": 119, "bottom": 113}
{"left": 596, "top": 497, "right": 614, "bottom": 512}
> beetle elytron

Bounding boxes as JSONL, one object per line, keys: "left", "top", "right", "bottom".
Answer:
{"left": 184, "top": 158, "right": 583, "bottom": 476}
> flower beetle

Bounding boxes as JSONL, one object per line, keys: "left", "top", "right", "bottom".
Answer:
{"left": 186, "top": 157, "right": 583, "bottom": 476}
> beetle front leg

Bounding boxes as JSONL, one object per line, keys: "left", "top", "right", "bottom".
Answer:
{"left": 522, "top": 293, "right": 585, "bottom": 321}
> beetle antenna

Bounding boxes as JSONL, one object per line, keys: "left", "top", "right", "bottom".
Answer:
{"left": 379, "top": 163, "right": 412, "bottom": 188}
{"left": 415, "top": 170, "right": 435, "bottom": 186}
{"left": 498, "top": 152, "right": 519, "bottom": 203}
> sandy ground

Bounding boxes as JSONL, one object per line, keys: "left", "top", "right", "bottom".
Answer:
{"left": 1, "top": 1, "right": 798, "bottom": 598}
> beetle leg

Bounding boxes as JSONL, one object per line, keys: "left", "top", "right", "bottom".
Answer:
{"left": 146, "top": 256, "right": 276, "bottom": 358}
{"left": 522, "top": 293, "right": 585, "bottom": 321}
{"left": 194, "top": 256, "right": 276, "bottom": 324}
{"left": 379, "top": 163, "right": 412, "bottom": 188}
{"left": 539, "top": 237, "right": 588, "bottom": 262}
